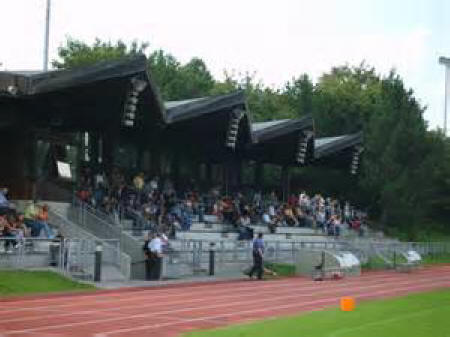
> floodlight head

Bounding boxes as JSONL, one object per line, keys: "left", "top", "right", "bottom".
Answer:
{"left": 439, "top": 57, "right": 450, "bottom": 66}
{"left": 131, "top": 78, "right": 148, "bottom": 92}
{"left": 7, "top": 85, "right": 18, "bottom": 95}
{"left": 232, "top": 109, "right": 244, "bottom": 119}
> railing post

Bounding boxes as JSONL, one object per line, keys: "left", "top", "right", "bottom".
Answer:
{"left": 393, "top": 251, "right": 397, "bottom": 270}
{"left": 291, "top": 242, "right": 295, "bottom": 262}
{"left": 220, "top": 241, "right": 225, "bottom": 264}
{"left": 275, "top": 241, "right": 280, "bottom": 262}
{"left": 209, "top": 242, "right": 216, "bottom": 276}
{"left": 94, "top": 242, "right": 103, "bottom": 282}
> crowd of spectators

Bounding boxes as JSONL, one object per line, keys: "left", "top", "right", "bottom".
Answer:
{"left": 76, "top": 167, "right": 367, "bottom": 241}
{"left": 0, "top": 188, "right": 55, "bottom": 253}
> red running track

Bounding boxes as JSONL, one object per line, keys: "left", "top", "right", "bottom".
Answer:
{"left": 1, "top": 265, "right": 450, "bottom": 337}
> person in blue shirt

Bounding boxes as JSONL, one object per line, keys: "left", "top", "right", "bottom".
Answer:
{"left": 248, "top": 232, "right": 264, "bottom": 280}
{"left": 0, "top": 188, "right": 10, "bottom": 215}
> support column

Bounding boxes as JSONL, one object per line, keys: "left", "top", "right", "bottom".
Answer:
{"left": 172, "top": 151, "right": 180, "bottom": 188}
{"left": 151, "top": 150, "right": 161, "bottom": 177}
{"left": 88, "top": 132, "right": 99, "bottom": 171}
{"left": 206, "top": 162, "right": 213, "bottom": 186}
{"left": 222, "top": 163, "right": 229, "bottom": 196}
{"left": 193, "top": 159, "right": 201, "bottom": 187}
{"left": 254, "top": 162, "right": 264, "bottom": 188}
{"left": 236, "top": 159, "right": 243, "bottom": 187}
{"left": 281, "top": 165, "right": 291, "bottom": 202}
{"left": 102, "top": 131, "right": 114, "bottom": 170}
{"left": 0, "top": 128, "right": 35, "bottom": 199}
{"left": 136, "top": 145, "right": 145, "bottom": 171}
{"left": 25, "top": 131, "right": 38, "bottom": 200}
{"left": 225, "top": 157, "right": 242, "bottom": 193}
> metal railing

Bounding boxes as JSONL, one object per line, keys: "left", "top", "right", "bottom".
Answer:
{"left": 63, "top": 238, "right": 125, "bottom": 280}
{"left": 159, "top": 239, "right": 450, "bottom": 277}
{"left": 49, "top": 206, "right": 131, "bottom": 279}
{"left": 0, "top": 237, "right": 130, "bottom": 281}
{"left": 70, "top": 198, "right": 122, "bottom": 241}
{"left": 0, "top": 237, "right": 64, "bottom": 269}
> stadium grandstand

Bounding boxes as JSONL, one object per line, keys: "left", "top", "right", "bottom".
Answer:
{"left": 1, "top": 55, "right": 402, "bottom": 283}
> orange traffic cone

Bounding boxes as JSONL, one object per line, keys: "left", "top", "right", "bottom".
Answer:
{"left": 340, "top": 297, "right": 355, "bottom": 311}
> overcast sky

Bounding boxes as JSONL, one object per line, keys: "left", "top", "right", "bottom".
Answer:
{"left": 1, "top": 0, "right": 449, "bottom": 130}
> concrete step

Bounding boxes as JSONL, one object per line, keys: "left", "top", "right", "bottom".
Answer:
{"left": 174, "top": 231, "right": 327, "bottom": 242}
{"left": 124, "top": 227, "right": 328, "bottom": 241}
{"left": 122, "top": 221, "right": 319, "bottom": 235}
{"left": 249, "top": 225, "right": 317, "bottom": 235}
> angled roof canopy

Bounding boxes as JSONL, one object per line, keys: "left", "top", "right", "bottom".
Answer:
{"left": 0, "top": 56, "right": 365, "bottom": 169}
{"left": 247, "top": 116, "right": 315, "bottom": 166}
{"left": 0, "top": 55, "right": 164, "bottom": 132}
{"left": 164, "top": 91, "right": 247, "bottom": 124}
{"left": 314, "top": 131, "right": 363, "bottom": 159}
{"left": 252, "top": 116, "right": 314, "bottom": 144}
{"left": 162, "top": 91, "right": 254, "bottom": 161}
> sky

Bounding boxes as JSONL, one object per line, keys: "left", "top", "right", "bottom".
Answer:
{"left": 0, "top": 0, "right": 449, "bottom": 131}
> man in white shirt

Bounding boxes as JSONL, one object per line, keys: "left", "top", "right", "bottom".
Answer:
{"left": 268, "top": 205, "right": 276, "bottom": 218}
{"left": 262, "top": 210, "right": 277, "bottom": 233}
{"left": 148, "top": 233, "right": 163, "bottom": 280}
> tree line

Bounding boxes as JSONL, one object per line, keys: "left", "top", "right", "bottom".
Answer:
{"left": 53, "top": 38, "right": 450, "bottom": 240}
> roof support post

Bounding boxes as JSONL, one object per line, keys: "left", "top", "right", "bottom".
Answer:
{"left": 24, "top": 130, "right": 38, "bottom": 200}
{"left": 281, "top": 165, "right": 291, "bottom": 202}
{"left": 0, "top": 128, "right": 36, "bottom": 199}
{"left": 221, "top": 163, "right": 229, "bottom": 196}
{"left": 151, "top": 150, "right": 161, "bottom": 177}
{"left": 224, "top": 156, "right": 242, "bottom": 194}
{"left": 254, "top": 162, "right": 264, "bottom": 188}
{"left": 171, "top": 151, "right": 180, "bottom": 189}
{"left": 88, "top": 131, "right": 100, "bottom": 172}
{"left": 205, "top": 162, "right": 213, "bottom": 186}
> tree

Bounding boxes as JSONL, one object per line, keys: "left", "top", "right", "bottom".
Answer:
{"left": 359, "top": 72, "right": 444, "bottom": 238}
{"left": 52, "top": 38, "right": 148, "bottom": 69}
{"left": 148, "top": 50, "right": 215, "bottom": 101}
{"left": 52, "top": 39, "right": 216, "bottom": 101}
{"left": 284, "top": 74, "right": 314, "bottom": 116}
{"left": 213, "top": 71, "right": 297, "bottom": 122}
{"left": 313, "top": 63, "right": 381, "bottom": 136}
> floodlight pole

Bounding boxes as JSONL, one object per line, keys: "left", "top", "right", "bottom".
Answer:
{"left": 439, "top": 57, "right": 450, "bottom": 136}
{"left": 43, "top": 0, "right": 51, "bottom": 71}
{"left": 445, "top": 66, "right": 448, "bottom": 136}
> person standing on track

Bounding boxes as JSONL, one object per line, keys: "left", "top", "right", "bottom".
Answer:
{"left": 148, "top": 232, "right": 163, "bottom": 280}
{"left": 143, "top": 233, "right": 153, "bottom": 280}
{"left": 248, "top": 232, "right": 264, "bottom": 280}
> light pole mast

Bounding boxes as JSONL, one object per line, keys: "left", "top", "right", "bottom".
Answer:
{"left": 43, "top": 0, "right": 51, "bottom": 71}
{"left": 439, "top": 57, "right": 450, "bottom": 136}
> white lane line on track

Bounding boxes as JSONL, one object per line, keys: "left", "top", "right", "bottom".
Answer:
{"left": 3, "top": 274, "right": 449, "bottom": 335}
{"left": 0, "top": 271, "right": 431, "bottom": 324}
{"left": 93, "top": 281, "right": 450, "bottom": 336}
{"left": 0, "top": 269, "right": 446, "bottom": 324}
{"left": 0, "top": 268, "right": 448, "bottom": 324}
{"left": 0, "top": 267, "right": 445, "bottom": 314}
{"left": 2, "top": 265, "right": 449, "bottom": 311}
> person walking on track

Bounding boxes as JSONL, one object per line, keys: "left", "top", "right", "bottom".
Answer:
{"left": 249, "top": 232, "right": 264, "bottom": 280}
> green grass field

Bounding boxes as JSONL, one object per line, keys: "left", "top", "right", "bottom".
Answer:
{"left": 0, "top": 270, "right": 96, "bottom": 296}
{"left": 422, "top": 253, "right": 450, "bottom": 265}
{"left": 183, "top": 288, "right": 450, "bottom": 337}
